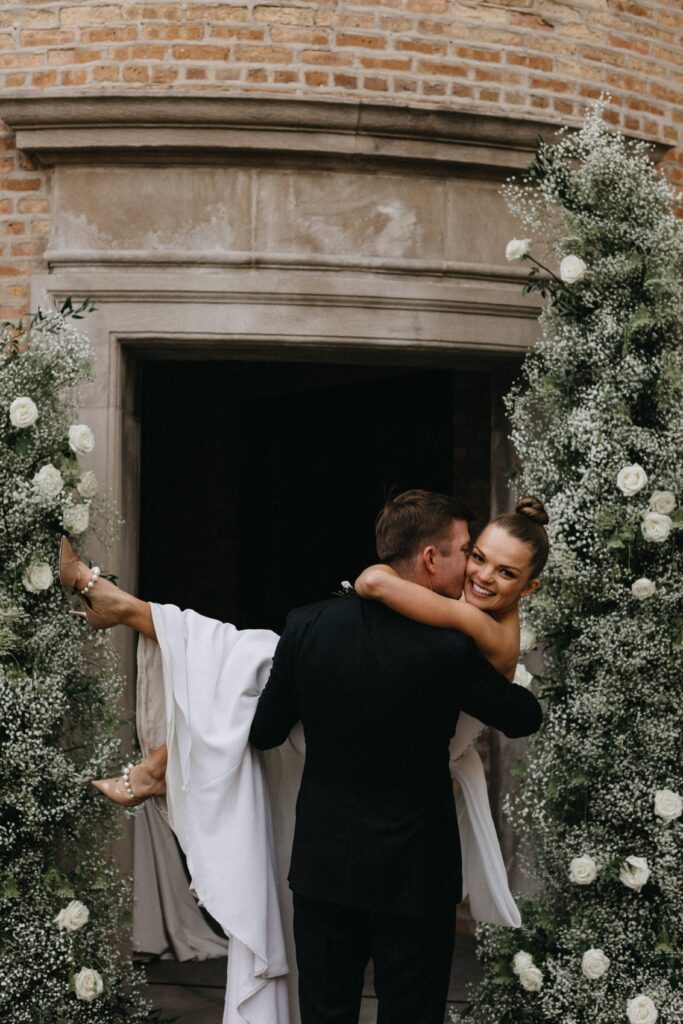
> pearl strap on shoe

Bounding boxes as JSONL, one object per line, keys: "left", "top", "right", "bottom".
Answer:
{"left": 122, "top": 761, "right": 137, "bottom": 801}
{"left": 80, "top": 566, "right": 101, "bottom": 596}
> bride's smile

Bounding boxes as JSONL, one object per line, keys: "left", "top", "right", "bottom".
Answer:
{"left": 465, "top": 524, "right": 541, "bottom": 617}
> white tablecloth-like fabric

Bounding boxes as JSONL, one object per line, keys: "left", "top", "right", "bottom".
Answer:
{"left": 137, "top": 605, "right": 520, "bottom": 1024}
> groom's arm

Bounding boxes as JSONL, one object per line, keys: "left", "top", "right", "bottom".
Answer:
{"left": 451, "top": 637, "right": 543, "bottom": 738}
{"left": 249, "top": 620, "right": 300, "bottom": 750}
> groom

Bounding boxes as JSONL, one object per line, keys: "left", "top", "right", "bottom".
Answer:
{"left": 249, "top": 489, "right": 542, "bottom": 1024}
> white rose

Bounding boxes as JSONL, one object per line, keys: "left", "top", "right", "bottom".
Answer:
{"left": 617, "top": 464, "right": 648, "bottom": 496}
{"left": 626, "top": 994, "right": 658, "bottom": 1024}
{"left": 581, "top": 948, "right": 610, "bottom": 979}
{"left": 520, "top": 626, "right": 537, "bottom": 653}
{"left": 569, "top": 854, "right": 597, "bottom": 885}
{"left": 640, "top": 512, "right": 672, "bottom": 544}
{"left": 22, "top": 562, "right": 53, "bottom": 593}
{"left": 68, "top": 423, "right": 95, "bottom": 456}
{"left": 63, "top": 504, "right": 89, "bottom": 536}
{"left": 74, "top": 967, "right": 104, "bottom": 1002}
{"left": 649, "top": 491, "right": 676, "bottom": 515}
{"left": 619, "top": 855, "right": 650, "bottom": 892}
{"left": 54, "top": 899, "right": 89, "bottom": 933}
{"left": 560, "top": 254, "right": 587, "bottom": 284}
{"left": 506, "top": 238, "right": 531, "bottom": 261}
{"left": 512, "top": 950, "right": 534, "bottom": 975}
{"left": 77, "top": 470, "right": 98, "bottom": 499}
{"left": 654, "top": 789, "right": 682, "bottom": 823}
{"left": 513, "top": 664, "right": 533, "bottom": 689}
{"left": 32, "top": 463, "right": 64, "bottom": 498}
{"left": 9, "top": 396, "right": 39, "bottom": 428}
{"left": 518, "top": 965, "right": 543, "bottom": 991}
{"left": 631, "top": 578, "right": 656, "bottom": 600}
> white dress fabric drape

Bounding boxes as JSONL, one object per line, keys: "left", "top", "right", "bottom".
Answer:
{"left": 136, "top": 604, "right": 520, "bottom": 1024}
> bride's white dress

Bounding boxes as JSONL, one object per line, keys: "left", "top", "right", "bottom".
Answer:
{"left": 136, "top": 603, "right": 521, "bottom": 1024}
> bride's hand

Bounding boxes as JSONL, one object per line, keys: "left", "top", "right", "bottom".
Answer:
{"left": 354, "top": 563, "right": 399, "bottom": 598}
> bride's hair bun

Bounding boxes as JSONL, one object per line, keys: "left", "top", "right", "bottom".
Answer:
{"left": 515, "top": 496, "right": 549, "bottom": 527}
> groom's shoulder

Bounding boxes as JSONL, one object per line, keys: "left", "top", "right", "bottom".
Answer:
{"left": 285, "top": 594, "right": 359, "bottom": 628}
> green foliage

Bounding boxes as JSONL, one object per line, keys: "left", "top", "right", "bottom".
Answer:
{"left": 0, "top": 305, "right": 154, "bottom": 1021}
{"left": 453, "top": 104, "right": 683, "bottom": 1023}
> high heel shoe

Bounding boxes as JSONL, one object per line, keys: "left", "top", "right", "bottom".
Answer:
{"left": 92, "top": 758, "right": 167, "bottom": 809}
{"left": 59, "top": 536, "right": 117, "bottom": 630}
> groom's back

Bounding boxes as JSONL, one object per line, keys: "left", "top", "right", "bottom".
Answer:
{"left": 260, "top": 593, "right": 469, "bottom": 915}
{"left": 251, "top": 592, "right": 541, "bottom": 916}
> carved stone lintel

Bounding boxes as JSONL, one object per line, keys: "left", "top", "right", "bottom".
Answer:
{"left": 5, "top": 93, "right": 669, "bottom": 171}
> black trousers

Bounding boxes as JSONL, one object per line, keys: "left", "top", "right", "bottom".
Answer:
{"left": 292, "top": 892, "right": 456, "bottom": 1024}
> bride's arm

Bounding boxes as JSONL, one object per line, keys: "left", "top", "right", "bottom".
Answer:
{"left": 355, "top": 564, "right": 505, "bottom": 663}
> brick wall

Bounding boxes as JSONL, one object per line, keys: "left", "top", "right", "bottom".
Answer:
{"left": 1, "top": 0, "right": 683, "bottom": 319}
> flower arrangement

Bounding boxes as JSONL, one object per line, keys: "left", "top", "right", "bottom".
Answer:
{"left": 454, "top": 103, "right": 682, "bottom": 1023}
{"left": 0, "top": 302, "right": 155, "bottom": 1021}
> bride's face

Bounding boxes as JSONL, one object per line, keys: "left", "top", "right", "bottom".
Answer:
{"left": 465, "top": 524, "right": 539, "bottom": 614}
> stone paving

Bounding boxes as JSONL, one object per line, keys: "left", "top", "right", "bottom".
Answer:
{"left": 142, "top": 933, "right": 481, "bottom": 1023}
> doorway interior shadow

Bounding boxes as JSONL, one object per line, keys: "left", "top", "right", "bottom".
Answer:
{"left": 139, "top": 359, "right": 492, "bottom": 633}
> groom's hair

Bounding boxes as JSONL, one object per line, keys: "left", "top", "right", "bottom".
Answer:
{"left": 375, "top": 489, "right": 472, "bottom": 564}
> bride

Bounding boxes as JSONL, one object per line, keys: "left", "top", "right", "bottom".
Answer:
{"left": 59, "top": 493, "right": 548, "bottom": 1024}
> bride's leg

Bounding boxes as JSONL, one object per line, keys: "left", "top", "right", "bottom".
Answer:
{"left": 92, "top": 744, "right": 169, "bottom": 807}
{"left": 60, "top": 537, "right": 157, "bottom": 640}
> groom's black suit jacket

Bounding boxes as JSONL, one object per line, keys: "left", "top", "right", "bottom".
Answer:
{"left": 250, "top": 594, "right": 542, "bottom": 917}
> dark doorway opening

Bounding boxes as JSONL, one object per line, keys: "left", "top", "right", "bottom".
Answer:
{"left": 139, "top": 360, "right": 491, "bottom": 633}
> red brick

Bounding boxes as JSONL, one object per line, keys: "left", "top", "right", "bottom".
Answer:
{"left": 360, "top": 55, "right": 411, "bottom": 70}
{"left": 246, "top": 67, "right": 267, "bottom": 81}
{"left": 478, "top": 88, "right": 499, "bottom": 101}
{"left": 394, "top": 76, "right": 418, "bottom": 91}
{"left": 304, "top": 70, "right": 328, "bottom": 85}
{"left": 456, "top": 46, "right": 502, "bottom": 62}
{"left": 11, "top": 240, "right": 44, "bottom": 257}
{"left": 172, "top": 44, "right": 229, "bottom": 60}
{"left": 123, "top": 64, "right": 150, "bottom": 81}
{"left": 270, "top": 28, "right": 329, "bottom": 44}
{"left": 422, "top": 80, "right": 447, "bottom": 95}
{"left": 608, "top": 34, "right": 650, "bottom": 55}
{"left": 152, "top": 65, "right": 179, "bottom": 82}
{"left": 74, "top": 48, "right": 104, "bottom": 63}
{"left": 336, "top": 32, "right": 385, "bottom": 49}
{"left": 0, "top": 52, "right": 42, "bottom": 69}
{"left": 233, "top": 44, "right": 290, "bottom": 62}
{"left": 145, "top": 24, "right": 205, "bottom": 41}
{"left": 185, "top": 5, "right": 249, "bottom": 22}
{"left": 0, "top": 199, "right": 13, "bottom": 215}
{"left": 83, "top": 27, "right": 139, "bottom": 42}
{"left": 364, "top": 75, "right": 388, "bottom": 90}
{"left": 254, "top": 5, "right": 314, "bottom": 25}
{"left": 530, "top": 75, "right": 571, "bottom": 92}
{"left": 61, "top": 5, "right": 123, "bottom": 26}
{"left": 417, "top": 59, "right": 467, "bottom": 76}
{"left": 273, "top": 70, "right": 299, "bottom": 82}
{"left": 5, "top": 74, "right": 28, "bottom": 87}
{"left": 93, "top": 65, "right": 121, "bottom": 81}
{"left": 20, "top": 29, "right": 76, "bottom": 47}
{"left": 18, "top": 198, "right": 48, "bottom": 214}
{"left": 7, "top": 284, "right": 29, "bottom": 301}
{"left": 31, "top": 70, "right": 58, "bottom": 87}
{"left": 4, "top": 221, "right": 25, "bottom": 235}
{"left": 507, "top": 52, "right": 553, "bottom": 71}
{"left": 394, "top": 38, "right": 447, "bottom": 55}
{"left": 403, "top": 0, "right": 448, "bottom": 13}
{"left": 185, "top": 65, "right": 207, "bottom": 79}
{"left": 0, "top": 178, "right": 41, "bottom": 192}
{"left": 48, "top": 49, "right": 75, "bottom": 66}
{"left": 333, "top": 72, "right": 358, "bottom": 88}
{"left": 61, "top": 68, "right": 88, "bottom": 85}
{"left": 126, "top": 4, "right": 183, "bottom": 19}
{"left": 211, "top": 26, "right": 266, "bottom": 40}
{"left": 509, "top": 11, "right": 553, "bottom": 31}
{"left": 300, "top": 49, "right": 350, "bottom": 66}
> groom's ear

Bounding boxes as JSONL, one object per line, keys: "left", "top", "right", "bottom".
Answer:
{"left": 421, "top": 544, "right": 438, "bottom": 575}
